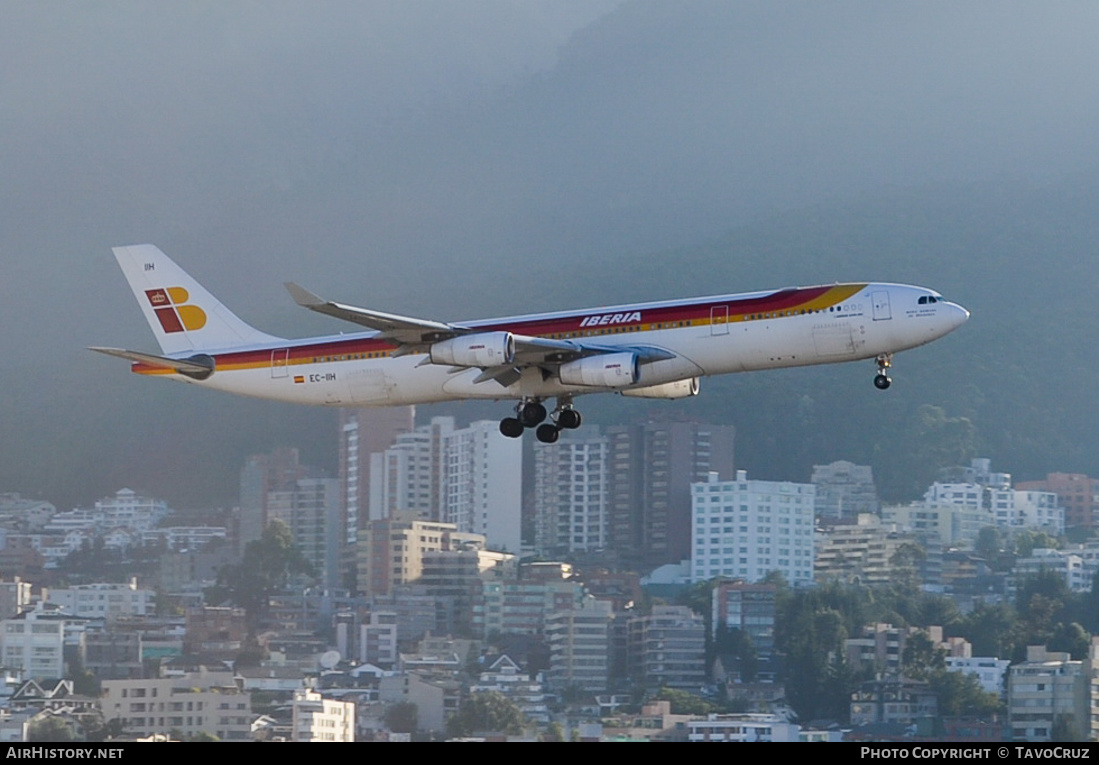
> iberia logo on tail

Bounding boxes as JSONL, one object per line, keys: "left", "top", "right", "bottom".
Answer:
{"left": 145, "top": 287, "right": 207, "bottom": 333}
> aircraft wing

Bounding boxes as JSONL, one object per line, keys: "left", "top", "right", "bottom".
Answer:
{"left": 285, "top": 284, "right": 677, "bottom": 382}
{"left": 512, "top": 335, "right": 676, "bottom": 364}
{"left": 285, "top": 282, "right": 468, "bottom": 345}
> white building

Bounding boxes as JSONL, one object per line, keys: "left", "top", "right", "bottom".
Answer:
{"left": 46, "top": 579, "right": 155, "bottom": 619}
{"left": 686, "top": 713, "right": 800, "bottom": 742}
{"left": 371, "top": 417, "right": 522, "bottom": 553}
{"left": 1, "top": 603, "right": 68, "bottom": 680}
{"left": 43, "top": 489, "right": 170, "bottom": 537}
{"left": 881, "top": 502, "right": 991, "bottom": 548}
{"left": 470, "top": 655, "right": 549, "bottom": 723}
{"left": 443, "top": 420, "right": 522, "bottom": 553}
{"left": 369, "top": 416, "right": 451, "bottom": 523}
{"left": 141, "top": 526, "right": 227, "bottom": 551}
{"left": 691, "top": 471, "right": 815, "bottom": 586}
{"left": 532, "top": 428, "right": 607, "bottom": 556}
{"left": 945, "top": 656, "right": 1010, "bottom": 697}
{"left": 93, "top": 488, "right": 170, "bottom": 533}
{"left": 924, "top": 458, "right": 1064, "bottom": 535}
{"left": 1013, "top": 548, "right": 1094, "bottom": 593}
{"left": 291, "top": 689, "right": 355, "bottom": 742}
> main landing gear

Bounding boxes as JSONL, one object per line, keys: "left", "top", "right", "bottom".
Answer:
{"left": 874, "top": 353, "right": 893, "bottom": 390}
{"left": 499, "top": 398, "right": 583, "bottom": 443}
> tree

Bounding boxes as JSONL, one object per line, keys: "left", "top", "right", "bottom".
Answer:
{"left": 877, "top": 405, "right": 977, "bottom": 501}
{"left": 1051, "top": 714, "right": 1084, "bottom": 742}
{"left": 975, "top": 526, "right": 1005, "bottom": 566}
{"left": 1049, "top": 621, "right": 1091, "bottom": 660}
{"left": 958, "top": 602, "right": 1017, "bottom": 658}
{"left": 778, "top": 599, "right": 853, "bottom": 721}
{"left": 901, "top": 630, "right": 946, "bottom": 682}
{"left": 541, "top": 721, "right": 565, "bottom": 742}
{"left": 889, "top": 541, "right": 927, "bottom": 597}
{"left": 653, "top": 687, "right": 718, "bottom": 716}
{"left": 385, "top": 701, "right": 418, "bottom": 734}
{"left": 217, "top": 519, "right": 314, "bottom": 629}
{"left": 28, "top": 715, "right": 75, "bottom": 742}
{"left": 446, "top": 692, "right": 525, "bottom": 738}
{"left": 714, "top": 625, "right": 758, "bottom": 683}
{"left": 929, "top": 670, "right": 1002, "bottom": 718}
{"left": 1015, "top": 529, "right": 1061, "bottom": 558}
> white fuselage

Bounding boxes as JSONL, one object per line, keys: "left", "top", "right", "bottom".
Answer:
{"left": 135, "top": 281, "right": 968, "bottom": 406}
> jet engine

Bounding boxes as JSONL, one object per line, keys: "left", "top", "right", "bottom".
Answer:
{"left": 430, "top": 332, "right": 515, "bottom": 367}
{"left": 559, "top": 352, "right": 639, "bottom": 387}
{"left": 620, "top": 377, "right": 700, "bottom": 399}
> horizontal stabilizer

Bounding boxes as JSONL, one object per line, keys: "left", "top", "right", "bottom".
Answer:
{"left": 89, "top": 347, "right": 215, "bottom": 380}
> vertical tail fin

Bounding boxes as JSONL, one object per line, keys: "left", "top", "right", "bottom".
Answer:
{"left": 112, "top": 244, "right": 283, "bottom": 354}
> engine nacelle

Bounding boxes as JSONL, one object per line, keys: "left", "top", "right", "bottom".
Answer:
{"left": 620, "top": 377, "right": 700, "bottom": 399}
{"left": 559, "top": 352, "right": 639, "bottom": 388}
{"left": 430, "top": 332, "right": 515, "bottom": 367}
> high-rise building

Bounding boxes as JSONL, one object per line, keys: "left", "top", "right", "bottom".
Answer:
{"left": 238, "top": 447, "right": 312, "bottom": 552}
{"left": 546, "top": 598, "right": 614, "bottom": 692}
{"left": 606, "top": 421, "right": 736, "bottom": 568}
{"left": 369, "top": 416, "right": 450, "bottom": 523}
{"left": 711, "top": 580, "right": 777, "bottom": 663}
{"left": 267, "top": 477, "right": 342, "bottom": 590}
{"left": 442, "top": 420, "right": 523, "bottom": 553}
{"left": 339, "top": 407, "right": 415, "bottom": 590}
{"left": 357, "top": 517, "right": 486, "bottom": 598}
{"left": 338, "top": 407, "right": 417, "bottom": 527}
{"left": 691, "top": 470, "right": 815, "bottom": 586}
{"left": 368, "top": 417, "right": 522, "bottom": 554}
{"left": 627, "top": 604, "right": 707, "bottom": 690}
{"left": 532, "top": 428, "right": 608, "bottom": 557}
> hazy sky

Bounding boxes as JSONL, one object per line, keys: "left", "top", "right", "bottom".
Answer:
{"left": 4, "top": 1, "right": 1099, "bottom": 507}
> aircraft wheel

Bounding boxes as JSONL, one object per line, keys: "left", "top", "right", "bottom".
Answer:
{"left": 557, "top": 409, "right": 582, "bottom": 430}
{"left": 520, "top": 401, "right": 547, "bottom": 427}
{"left": 874, "top": 374, "right": 892, "bottom": 390}
{"left": 500, "top": 417, "right": 525, "bottom": 438}
{"left": 536, "top": 424, "right": 560, "bottom": 444}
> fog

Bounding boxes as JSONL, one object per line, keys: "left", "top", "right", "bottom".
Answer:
{"left": 4, "top": 1, "right": 1098, "bottom": 507}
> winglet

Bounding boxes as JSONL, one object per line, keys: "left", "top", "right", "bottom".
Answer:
{"left": 284, "top": 282, "right": 325, "bottom": 308}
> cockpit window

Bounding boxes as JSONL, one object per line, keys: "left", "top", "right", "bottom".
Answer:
{"left": 918, "top": 295, "right": 942, "bottom": 305}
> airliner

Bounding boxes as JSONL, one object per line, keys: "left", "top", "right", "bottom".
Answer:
{"left": 92, "top": 244, "right": 969, "bottom": 443}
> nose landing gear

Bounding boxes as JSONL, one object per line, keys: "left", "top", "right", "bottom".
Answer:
{"left": 874, "top": 353, "right": 893, "bottom": 390}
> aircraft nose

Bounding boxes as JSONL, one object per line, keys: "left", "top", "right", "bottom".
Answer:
{"left": 946, "top": 302, "right": 970, "bottom": 331}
